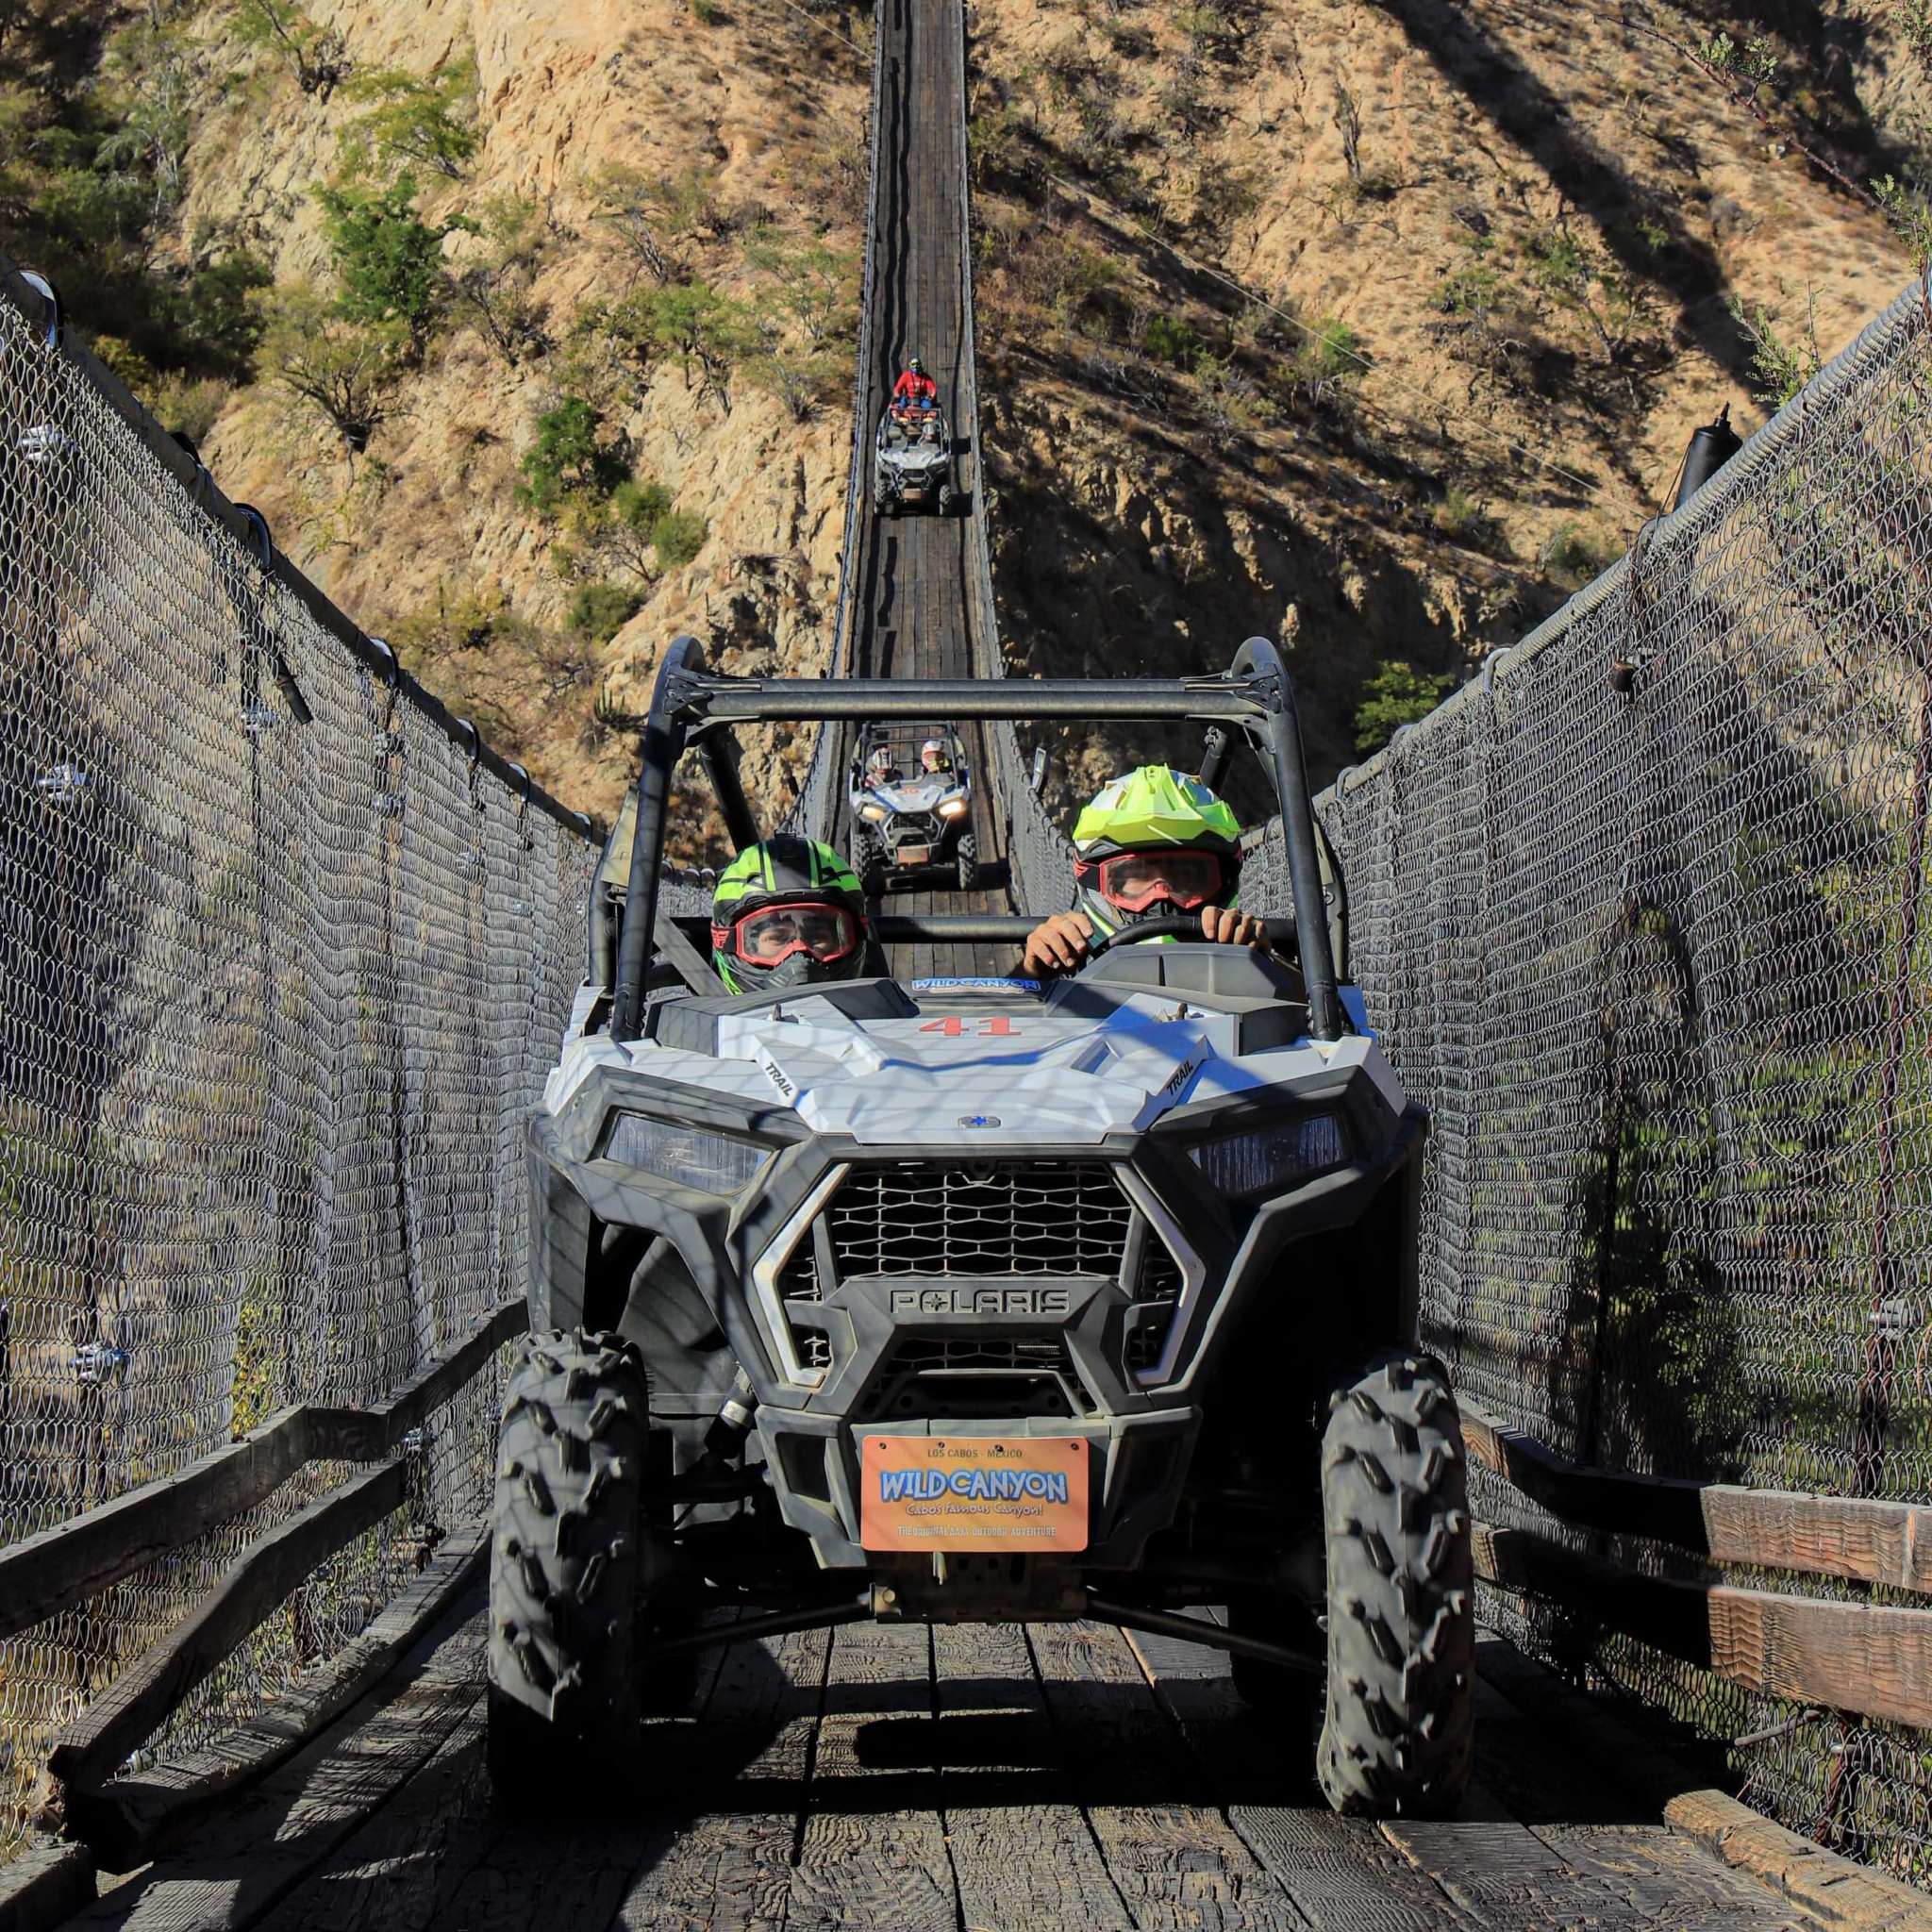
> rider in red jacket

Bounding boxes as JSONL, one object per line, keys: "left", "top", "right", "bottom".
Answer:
{"left": 891, "top": 358, "right": 938, "bottom": 413}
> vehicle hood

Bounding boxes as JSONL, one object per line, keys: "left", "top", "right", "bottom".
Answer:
{"left": 548, "top": 986, "right": 1401, "bottom": 1145}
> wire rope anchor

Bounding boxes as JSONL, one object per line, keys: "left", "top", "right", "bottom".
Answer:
{"left": 11, "top": 275, "right": 79, "bottom": 470}
{"left": 1608, "top": 516, "right": 1663, "bottom": 696}
{"left": 17, "top": 266, "right": 62, "bottom": 348}
{"left": 507, "top": 761, "right": 537, "bottom": 850}
{"left": 455, "top": 717, "right": 491, "bottom": 878}
{"left": 231, "top": 504, "right": 314, "bottom": 726}
{"left": 34, "top": 762, "right": 94, "bottom": 813}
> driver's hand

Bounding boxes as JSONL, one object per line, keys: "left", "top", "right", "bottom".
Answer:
{"left": 1202, "top": 907, "right": 1266, "bottom": 949}
{"left": 1023, "top": 911, "right": 1094, "bottom": 974}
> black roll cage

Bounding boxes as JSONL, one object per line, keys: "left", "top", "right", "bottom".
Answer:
{"left": 610, "top": 634, "right": 1347, "bottom": 1044}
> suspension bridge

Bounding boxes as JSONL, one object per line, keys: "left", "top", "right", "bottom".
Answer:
{"left": 4, "top": 0, "right": 1932, "bottom": 1925}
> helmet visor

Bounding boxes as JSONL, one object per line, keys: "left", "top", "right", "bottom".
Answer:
{"left": 724, "top": 901, "right": 860, "bottom": 969}
{"left": 1091, "top": 849, "right": 1225, "bottom": 914}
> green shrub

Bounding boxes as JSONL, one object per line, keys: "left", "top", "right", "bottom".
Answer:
{"left": 651, "top": 508, "right": 708, "bottom": 569}
{"left": 1874, "top": 175, "right": 1932, "bottom": 267}
{"left": 339, "top": 58, "right": 478, "bottom": 181}
{"left": 517, "top": 395, "right": 625, "bottom": 509}
{"left": 315, "top": 174, "right": 452, "bottom": 341}
{"left": 612, "top": 478, "right": 674, "bottom": 531}
{"left": 569, "top": 579, "right": 646, "bottom": 641}
{"left": 1526, "top": 226, "right": 1590, "bottom": 301}
{"left": 259, "top": 282, "right": 405, "bottom": 452}
{"left": 1142, "top": 313, "right": 1205, "bottom": 370}
{"left": 1540, "top": 520, "right": 1621, "bottom": 583}
{"left": 644, "top": 279, "right": 749, "bottom": 391}
{"left": 1434, "top": 262, "right": 1499, "bottom": 317}
{"left": 231, "top": 0, "right": 351, "bottom": 101}
{"left": 1726, "top": 296, "right": 1821, "bottom": 408}
{"left": 1354, "top": 660, "right": 1457, "bottom": 753}
{"left": 149, "top": 373, "right": 233, "bottom": 444}
{"left": 1291, "top": 315, "right": 1366, "bottom": 393}
{"left": 1434, "top": 485, "right": 1490, "bottom": 542}
{"left": 158, "top": 251, "right": 274, "bottom": 375}
{"left": 1904, "top": 0, "right": 1932, "bottom": 63}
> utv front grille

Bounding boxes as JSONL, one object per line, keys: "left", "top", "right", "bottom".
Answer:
{"left": 826, "top": 1162, "right": 1133, "bottom": 1278}
{"left": 758, "top": 1161, "right": 1194, "bottom": 1392}
{"left": 1124, "top": 1234, "right": 1185, "bottom": 1377}
{"left": 777, "top": 1241, "right": 832, "bottom": 1373}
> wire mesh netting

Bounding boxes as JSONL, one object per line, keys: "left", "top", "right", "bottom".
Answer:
{"left": 1295, "top": 274, "right": 1932, "bottom": 1883}
{"left": 0, "top": 264, "right": 596, "bottom": 1857}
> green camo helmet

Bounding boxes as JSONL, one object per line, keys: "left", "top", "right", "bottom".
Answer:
{"left": 710, "top": 837, "right": 868, "bottom": 994}
{"left": 1071, "top": 765, "right": 1242, "bottom": 935}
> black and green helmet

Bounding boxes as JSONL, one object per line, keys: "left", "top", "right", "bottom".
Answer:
{"left": 709, "top": 837, "right": 869, "bottom": 994}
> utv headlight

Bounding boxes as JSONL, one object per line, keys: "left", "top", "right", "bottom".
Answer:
{"left": 1187, "top": 1114, "right": 1348, "bottom": 1200}
{"left": 937, "top": 795, "right": 968, "bottom": 819}
{"left": 859, "top": 802, "right": 888, "bottom": 822}
{"left": 603, "top": 1112, "right": 774, "bottom": 1195}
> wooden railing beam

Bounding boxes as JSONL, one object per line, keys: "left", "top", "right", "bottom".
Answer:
{"left": 1459, "top": 1398, "right": 1932, "bottom": 1591}
{"left": 44, "top": 1461, "right": 408, "bottom": 1797}
{"left": 1473, "top": 1523, "right": 1932, "bottom": 1730}
{"left": 0, "top": 1299, "right": 526, "bottom": 1643}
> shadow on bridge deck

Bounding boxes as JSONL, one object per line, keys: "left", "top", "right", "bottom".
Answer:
{"left": 67, "top": 1595, "right": 1805, "bottom": 1932}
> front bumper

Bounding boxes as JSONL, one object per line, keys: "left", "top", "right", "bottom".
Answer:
{"left": 527, "top": 1057, "right": 1422, "bottom": 1571}
{"left": 756, "top": 1406, "right": 1198, "bottom": 1570}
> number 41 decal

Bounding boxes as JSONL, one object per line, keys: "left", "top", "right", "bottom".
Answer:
{"left": 920, "top": 1015, "right": 1018, "bottom": 1037}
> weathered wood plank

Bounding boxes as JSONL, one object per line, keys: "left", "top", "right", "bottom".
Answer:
{"left": 1474, "top": 1522, "right": 1932, "bottom": 1728}
{"left": 48, "top": 1462, "right": 407, "bottom": 1796}
{"left": 1462, "top": 1676, "right": 1804, "bottom": 1928}
{"left": 250, "top": 1700, "right": 494, "bottom": 1932}
{"left": 0, "top": 1298, "right": 524, "bottom": 1647}
{"left": 1476, "top": 1638, "right": 1932, "bottom": 1932}
{"left": 0, "top": 1411, "right": 315, "bottom": 1646}
{"left": 1461, "top": 1398, "right": 1932, "bottom": 1591}
{"left": 72, "top": 1521, "right": 490, "bottom": 1871}
{"left": 1027, "top": 1618, "right": 1288, "bottom": 1931}
{"left": 70, "top": 1611, "right": 488, "bottom": 1930}
{"left": 307, "top": 1301, "right": 526, "bottom": 1463}
{"left": 1377, "top": 1792, "right": 1638, "bottom": 1929}
{"left": 930, "top": 1618, "right": 1132, "bottom": 1932}
{"left": 786, "top": 1618, "right": 956, "bottom": 1932}
{"left": 0, "top": 1836, "right": 97, "bottom": 1932}
{"left": 616, "top": 1619, "right": 826, "bottom": 1932}
{"left": 260, "top": 1614, "right": 730, "bottom": 1932}
{"left": 1118, "top": 1615, "right": 1471, "bottom": 1932}
{"left": 432, "top": 1798, "right": 657, "bottom": 1932}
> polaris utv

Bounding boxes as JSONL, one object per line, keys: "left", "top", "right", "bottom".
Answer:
{"left": 874, "top": 403, "right": 956, "bottom": 516}
{"left": 848, "top": 723, "right": 977, "bottom": 892}
{"left": 490, "top": 636, "right": 1473, "bottom": 1818}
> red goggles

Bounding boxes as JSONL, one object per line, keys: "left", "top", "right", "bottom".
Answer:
{"left": 1077, "top": 848, "right": 1228, "bottom": 914}
{"left": 712, "top": 901, "right": 860, "bottom": 969}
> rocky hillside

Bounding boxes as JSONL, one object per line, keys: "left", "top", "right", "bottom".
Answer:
{"left": 2, "top": 0, "right": 1925, "bottom": 841}
{"left": 968, "top": 0, "right": 1922, "bottom": 800}
{"left": 3, "top": 0, "right": 872, "bottom": 846}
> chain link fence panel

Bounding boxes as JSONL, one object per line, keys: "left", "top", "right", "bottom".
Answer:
{"left": 0, "top": 261, "right": 597, "bottom": 1858}
{"left": 1304, "top": 272, "right": 1932, "bottom": 1886}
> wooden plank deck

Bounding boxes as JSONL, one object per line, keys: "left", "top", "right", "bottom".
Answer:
{"left": 66, "top": 1593, "right": 1815, "bottom": 1932}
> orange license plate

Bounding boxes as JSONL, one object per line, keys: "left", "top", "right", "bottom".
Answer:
{"left": 897, "top": 844, "right": 931, "bottom": 864}
{"left": 860, "top": 1435, "right": 1090, "bottom": 1552}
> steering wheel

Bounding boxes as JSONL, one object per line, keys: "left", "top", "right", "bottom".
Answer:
{"left": 1081, "top": 913, "right": 1299, "bottom": 958}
